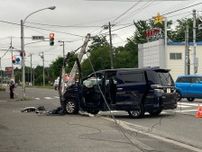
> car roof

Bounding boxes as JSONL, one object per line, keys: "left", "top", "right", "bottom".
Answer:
{"left": 92, "top": 67, "right": 170, "bottom": 74}
{"left": 177, "top": 75, "right": 202, "bottom": 78}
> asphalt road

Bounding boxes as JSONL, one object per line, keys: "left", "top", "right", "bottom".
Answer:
{"left": 0, "top": 87, "right": 202, "bottom": 152}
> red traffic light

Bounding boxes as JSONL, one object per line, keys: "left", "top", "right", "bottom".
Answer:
{"left": 49, "top": 33, "right": 55, "bottom": 39}
{"left": 12, "top": 55, "right": 16, "bottom": 64}
{"left": 49, "top": 33, "right": 55, "bottom": 46}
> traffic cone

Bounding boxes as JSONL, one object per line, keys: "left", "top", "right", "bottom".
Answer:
{"left": 195, "top": 104, "right": 202, "bottom": 118}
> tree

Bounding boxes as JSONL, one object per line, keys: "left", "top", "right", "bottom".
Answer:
{"left": 81, "top": 35, "right": 111, "bottom": 77}
{"left": 133, "top": 19, "right": 172, "bottom": 44}
{"left": 170, "top": 18, "right": 202, "bottom": 42}
{"left": 49, "top": 52, "right": 77, "bottom": 81}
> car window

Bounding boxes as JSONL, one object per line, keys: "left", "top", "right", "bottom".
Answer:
{"left": 147, "top": 70, "right": 174, "bottom": 86}
{"left": 191, "top": 77, "right": 202, "bottom": 83}
{"left": 176, "top": 76, "right": 202, "bottom": 83}
{"left": 83, "top": 73, "right": 104, "bottom": 88}
{"left": 117, "top": 71, "right": 146, "bottom": 84}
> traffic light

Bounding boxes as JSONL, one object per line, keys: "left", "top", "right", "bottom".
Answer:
{"left": 49, "top": 33, "right": 55, "bottom": 46}
{"left": 12, "top": 55, "right": 16, "bottom": 64}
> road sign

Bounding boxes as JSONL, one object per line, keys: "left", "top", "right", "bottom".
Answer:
{"left": 32, "top": 36, "right": 45, "bottom": 40}
{"left": 15, "top": 55, "right": 21, "bottom": 65}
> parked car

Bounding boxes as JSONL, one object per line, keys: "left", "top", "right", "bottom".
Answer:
{"left": 63, "top": 67, "right": 177, "bottom": 118}
{"left": 175, "top": 75, "right": 202, "bottom": 102}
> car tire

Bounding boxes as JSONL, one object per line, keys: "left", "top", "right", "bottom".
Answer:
{"left": 128, "top": 103, "right": 144, "bottom": 118}
{"left": 87, "top": 110, "right": 99, "bottom": 115}
{"left": 65, "top": 99, "right": 79, "bottom": 114}
{"left": 149, "top": 109, "right": 162, "bottom": 117}
{"left": 176, "top": 91, "right": 182, "bottom": 101}
{"left": 187, "top": 97, "right": 195, "bottom": 102}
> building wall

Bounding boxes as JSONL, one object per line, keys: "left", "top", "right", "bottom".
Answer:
{"left": 167, "top": 45, "right": 202, "bottom": 80}
{"left": 138, "top": 39, "right": 165, "bottom": 68}
{"left": 138, "top": 40, "right": 202, "bottom": 81}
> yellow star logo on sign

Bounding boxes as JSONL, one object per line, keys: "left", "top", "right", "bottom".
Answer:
{"left": 153, "top": 13, "right": 164, "bottom": 24}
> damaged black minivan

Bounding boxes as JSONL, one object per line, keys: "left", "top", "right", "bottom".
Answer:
{"left": 63, "top": 67, "right": 177, "bottom": 118}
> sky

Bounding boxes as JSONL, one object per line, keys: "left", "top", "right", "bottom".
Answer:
{"left": 0, "top": 0, "right": 202, "bottom": 70}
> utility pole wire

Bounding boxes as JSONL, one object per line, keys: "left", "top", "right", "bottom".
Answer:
{"left": 0, "top": 19, "right": 84, "bottom": 38}
{"left": 112, "top": 0, "right": 141, "bottom": 23}
{"left": 162, "top": 2, "right": 202, "bottom": 16}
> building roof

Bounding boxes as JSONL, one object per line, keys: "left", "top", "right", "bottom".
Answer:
{"left": 168, "top": 41, "right": 202, "bottom": 46}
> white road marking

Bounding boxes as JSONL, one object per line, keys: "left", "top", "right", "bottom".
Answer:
{"left": 177, "top": 105, "right": 190, "bottom": 108}
{"left": 44, "top": 97, "right": 53, "bottom": 100}
{"left": 34, "top": 98, "right": 40, "bottom": 100}
{"left": 104, "top": 118, "right": 202, "bottom": 152}
{"left": 176, "top": 109, "right": 197, "bottom": 113}
{"left": 54, "top": 96, "right": 60, "bottom": 99}
{"left": 178, "top": 102, "right": 201, "bottom": 107}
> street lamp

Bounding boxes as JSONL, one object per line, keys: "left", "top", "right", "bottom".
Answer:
{"left": 21, "top": 6, "right": 56, "bottom": 97}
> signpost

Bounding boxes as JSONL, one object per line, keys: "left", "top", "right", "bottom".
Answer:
{"left": 32, "top": 36, "right": 45, "bottom": 40}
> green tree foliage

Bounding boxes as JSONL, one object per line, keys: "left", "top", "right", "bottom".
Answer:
{"left": 133, "top": 19, "right": 172, "bottom": 44}
{"left": 81, "top": 35, "right": 111, "bottom": 77}
{"left": 34, "top": 65, "right": 43, "bottom": 85}
{"left": 49, "top": 52, "right": 77, "bottom": 81}
{"left": 169, "top": 18, "right": 202, "bottom": 42}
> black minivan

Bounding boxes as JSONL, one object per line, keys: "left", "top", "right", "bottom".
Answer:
{"left": 63, "top": 67, "right": 177, "bottom": 118}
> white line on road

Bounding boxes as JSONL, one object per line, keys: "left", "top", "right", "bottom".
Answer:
{"left": 177, "top": 105, "right": 190, "bottom": 108}
{"left": 104, "top": 118, "right": 202, "bottom": 152}
{"left": 34, "top": 98, "right": 40, "bottom": 100}
{"left": 176, "top": 109, "right": 197, "bottom": 113}
{"left": 178, "top": 102, "right": 200, "bottom": 107}
{"left": 44, "top": 97, "right": 53, "bottom": 100}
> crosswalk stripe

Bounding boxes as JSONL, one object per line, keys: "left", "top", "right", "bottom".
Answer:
{"left": 177, "top": 105, "right": 190, "bottom": 108}
{"left": 176, "top": 109, "right": 197, "bottom": 113}
{"left": 178, "top": 102, "right": 200, "bottom": 107}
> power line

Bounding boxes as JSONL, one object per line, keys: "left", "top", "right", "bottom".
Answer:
{"left": 116, "top": 0, "right": 155, "bottom": 24}
{"left": 24, "top": 25, "right": 85, "bottom": 38}
{"left": 112, "top": 0, "right": 142, "bottom": 23}
{"left": 162, "top": 2, "right": 202, "bottom": 16}
{"left": 26, "top": 22, "right": 102, "bottom": 28}
{"left": 0, "top": 19, "right": 85, "bottom": 38}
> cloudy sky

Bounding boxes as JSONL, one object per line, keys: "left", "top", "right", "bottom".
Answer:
{"left": 0, "top": 0, "right": 201, "bottom": 69}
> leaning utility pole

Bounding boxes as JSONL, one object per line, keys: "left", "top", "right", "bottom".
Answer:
{"left": 193, "top": 9, "right": 197, "bottom": 74}
{"left": 185, "top": 24, "right": 190, "bottom": 75}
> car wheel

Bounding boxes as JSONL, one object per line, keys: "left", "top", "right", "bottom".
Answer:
{"left": 65, "top": 99, "right": 79, "bottom": 114}
{"left": 87, "top": 110, "right": 99, "bottom": 115}
{"left": 187, "top": 97, "right": 195, "bottom": 102}
{"left": 128, "top": 103, "right": 144, "bottom": 118}
{"left": 149, "top": 109, "right": 162, "bottom": 117}
{"left": 176, "top": 91, "right": 182, "bottom": 101}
